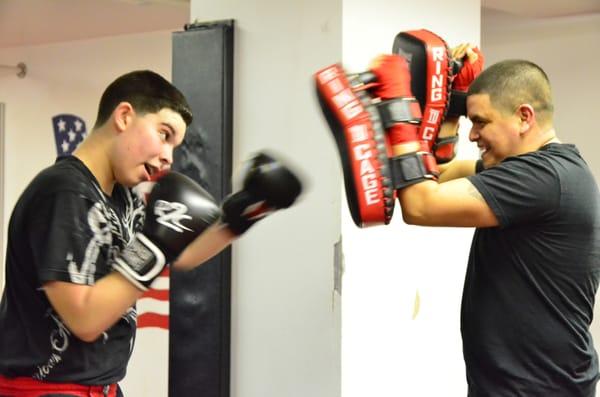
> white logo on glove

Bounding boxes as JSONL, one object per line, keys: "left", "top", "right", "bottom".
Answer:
{"left": 154, "top": 200, "right": 193, "bottom": 233}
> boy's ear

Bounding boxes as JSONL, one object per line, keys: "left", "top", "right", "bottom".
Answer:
{"left": 113, "top": 102, "right": 135, "bottom": 132}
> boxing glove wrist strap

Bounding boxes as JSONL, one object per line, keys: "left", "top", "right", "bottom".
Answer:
{"left": 112, "top": 233, "right": 166, "bottom": 291}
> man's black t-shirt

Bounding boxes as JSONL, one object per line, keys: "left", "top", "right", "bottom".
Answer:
{"left": 0, "top": 156, "right": 145, "bottom": 385}
{"left": 464, "top": 144, "right": 600, "bottom": 396}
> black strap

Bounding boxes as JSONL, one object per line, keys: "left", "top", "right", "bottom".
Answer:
{"left": 376, "top": 98, "right": 421, "bottom": 129}
{"left": 390, "top": 152, "right": 437, "bottom": 190}
{"left": 447, "top": 90, "right": 467, "bottom": 117}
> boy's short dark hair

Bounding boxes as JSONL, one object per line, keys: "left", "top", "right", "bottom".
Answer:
{"left": 93, "top": 70, "right": 193, "bottom": 129}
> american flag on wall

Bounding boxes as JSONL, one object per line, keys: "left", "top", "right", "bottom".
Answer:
{"left": 138, "top": 268, "right": 170, "bottom": 329}
{"left": 123, "top": 268, "right": 170, "bottom": 396}
{"left": 51, "top": 114, "right": 87, "bottom": 156}
{"left": 131, "top": 180, "right": 171, "bottom": 330}
{"left": 123, "top": 176, "right": 171, "bottom": 395}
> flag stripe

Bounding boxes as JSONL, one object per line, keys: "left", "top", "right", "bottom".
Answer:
{"left": 141, "top": 289, "right": 169, "bottom": 301}
{"left": 137, "top": 298, "right": 169, "bottom": 315}
{"left": 148, "top": 276, "right": 170, "bottom": 290}
{"left": 138, "top": 313, "right": 169, "bottom": 329}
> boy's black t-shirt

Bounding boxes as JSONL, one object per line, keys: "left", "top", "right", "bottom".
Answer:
{"left": 0, "top": 156, "right": 145, "bottom": 385}
{"left": 464, "top": 144, "right": 600, "bottom": 396}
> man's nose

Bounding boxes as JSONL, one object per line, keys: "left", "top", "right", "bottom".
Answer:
{"left": 468, "top": 127, "right": 479, "bottom": 142}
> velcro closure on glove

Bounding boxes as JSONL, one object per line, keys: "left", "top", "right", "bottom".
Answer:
{"left": 113, "top": 233, "right": 166, "bottom": 291}
{"left": 390, "top": 151, "right": 439, "bottom": 190}
{"left": 376, "top": 97, "right": 422, "bottom": 129}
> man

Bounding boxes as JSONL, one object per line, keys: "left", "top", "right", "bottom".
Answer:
{"left": 0, "top": 70, "right": 301, "bottom": 396}
{"left": 371, "top": 56, "right": 600, "bottom": 395}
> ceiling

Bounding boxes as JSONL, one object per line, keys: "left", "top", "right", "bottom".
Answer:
{"left": 482, "top": 0, "right": 600, "bottom": 18}
{"left": 0, "top": 0, "right": 599, "bottom": 49}
{"left": 0, "top": 0, "right": 190, "bottom": 48}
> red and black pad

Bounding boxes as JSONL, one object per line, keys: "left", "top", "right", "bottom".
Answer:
{"left": 392, "top": 29, "right": 461, "bottom": 162}
{"left": 315, "top": 64, "right": 394, "bottom": 227}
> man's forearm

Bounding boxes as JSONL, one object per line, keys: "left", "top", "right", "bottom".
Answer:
{"left": 439, "top": 159, "right": 477, "bottom": 182}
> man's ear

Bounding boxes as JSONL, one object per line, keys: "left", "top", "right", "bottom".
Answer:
{"left": 113, "top": 102, "right": 135, "bottom": 133}
{"left": 516, "top": 104, "right": 535, "bottom": 134}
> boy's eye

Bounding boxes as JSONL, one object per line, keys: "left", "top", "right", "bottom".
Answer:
{"left": 159, "top": 131, "right": 169, "bottom": 141}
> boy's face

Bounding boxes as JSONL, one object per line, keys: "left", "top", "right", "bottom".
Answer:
{"left": 112, "top": 107, "right": 187, "bottom": 187}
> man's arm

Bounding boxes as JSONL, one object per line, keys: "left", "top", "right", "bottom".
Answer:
{"left": 436, "top": 43, "right": 484, "bottom": 183}
{"left": 435, "top": 116, "right": 478, "bottom": 182}
{"left": 397, "top": 178, "right": 498, "bottom": 227}
{"left": 438, "top": 159, "right": 478, "bottom": 182}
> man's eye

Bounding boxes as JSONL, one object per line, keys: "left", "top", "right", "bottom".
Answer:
{"left": 159, "top": 131, "right": 169, "bottom": 141}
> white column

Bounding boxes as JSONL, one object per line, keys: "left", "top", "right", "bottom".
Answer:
{"left": 190, "top": 1, "right": 343, "bottom": 396}
{"left": 341, "top": 1, "right": 480, "bottom": 396}
{"left": 190, "top": 0, "right": 480, "bottom": 396}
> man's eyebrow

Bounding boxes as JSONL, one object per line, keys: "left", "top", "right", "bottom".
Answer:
{"left": 468, "top": 114, "right": 487, "bottom": 123}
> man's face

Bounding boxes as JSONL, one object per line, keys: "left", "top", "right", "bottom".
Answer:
{"left": 113, "top": 107, "right": 187, "bottom": 187}
{"left": 467, "top": 93, "right": 522, "bottom": 168}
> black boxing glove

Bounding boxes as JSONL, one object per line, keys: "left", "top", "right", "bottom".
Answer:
{"left": 114, "top": 172, "right": 222, "bottom": 290}
{"left": 222, "top": 152, "right": 302, "bottom": 235}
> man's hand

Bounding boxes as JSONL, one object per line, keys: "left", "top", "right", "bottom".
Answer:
{"left": 451, "top": 44, "right": 484, "bottom": 93}
{"left": 369, "top": 54, "right": 422, "bottom": 155}
{"left": 368, "top": 54, "right": 439, "bottom": 190}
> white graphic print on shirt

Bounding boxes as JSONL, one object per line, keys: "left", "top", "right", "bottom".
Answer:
{"left": 36, "top": 188, "right": 144, "bottom": 380}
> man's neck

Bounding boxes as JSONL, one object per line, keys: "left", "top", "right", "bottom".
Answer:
{"left": 538, "top": 127, "right": 560, "bottom": 148}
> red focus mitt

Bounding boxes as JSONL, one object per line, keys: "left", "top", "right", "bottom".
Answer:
{"left": 392, "top": 29, "right": 459, "bottom": 163}
{"left": 315, "top": 64, "right": 395, "bottom": 227}
{"left": 368, "top": 54, "right": 439, "bottom": 190}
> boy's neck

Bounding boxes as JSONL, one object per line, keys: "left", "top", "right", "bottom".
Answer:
{"left": 72, "top": 129, "right": 115, "bottom": 196}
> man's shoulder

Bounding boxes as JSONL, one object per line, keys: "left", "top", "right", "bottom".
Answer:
{"left": 496, "top": 143, "right": 582, "bottom": 176}
{"left": 533, "top": 143, "right": 582, "bottom": 163}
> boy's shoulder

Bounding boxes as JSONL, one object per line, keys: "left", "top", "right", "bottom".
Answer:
{"left": 28, "top": 156, "right": 100, "bottom": 198}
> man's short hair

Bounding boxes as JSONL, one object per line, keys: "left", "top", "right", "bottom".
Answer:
{"left": 468, "top": 59, "right": 554, "bottom": 125}
{"left": 93, "top": 70, "right": 193, "bottom": 129}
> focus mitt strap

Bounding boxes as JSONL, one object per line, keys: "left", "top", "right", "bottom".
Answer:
{"left": 390, "top": 151, "right": 439, "bottom": 190}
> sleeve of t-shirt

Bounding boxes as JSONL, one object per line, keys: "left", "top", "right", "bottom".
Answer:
{"left": 27, "top": 190, "right": 105, "bottom": 285}
{"left": 467, "top": 154, "right": 560, "bottom": 228}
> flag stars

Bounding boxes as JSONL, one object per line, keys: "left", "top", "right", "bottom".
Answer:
{"left": 57, "top": 119, "right": 66, "bottom": 132}
{"left": 61, "top": 140, "right": 70, "bottom": 154}
{"left": 52, "top": 114, "right": 87, "bottom": 156}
